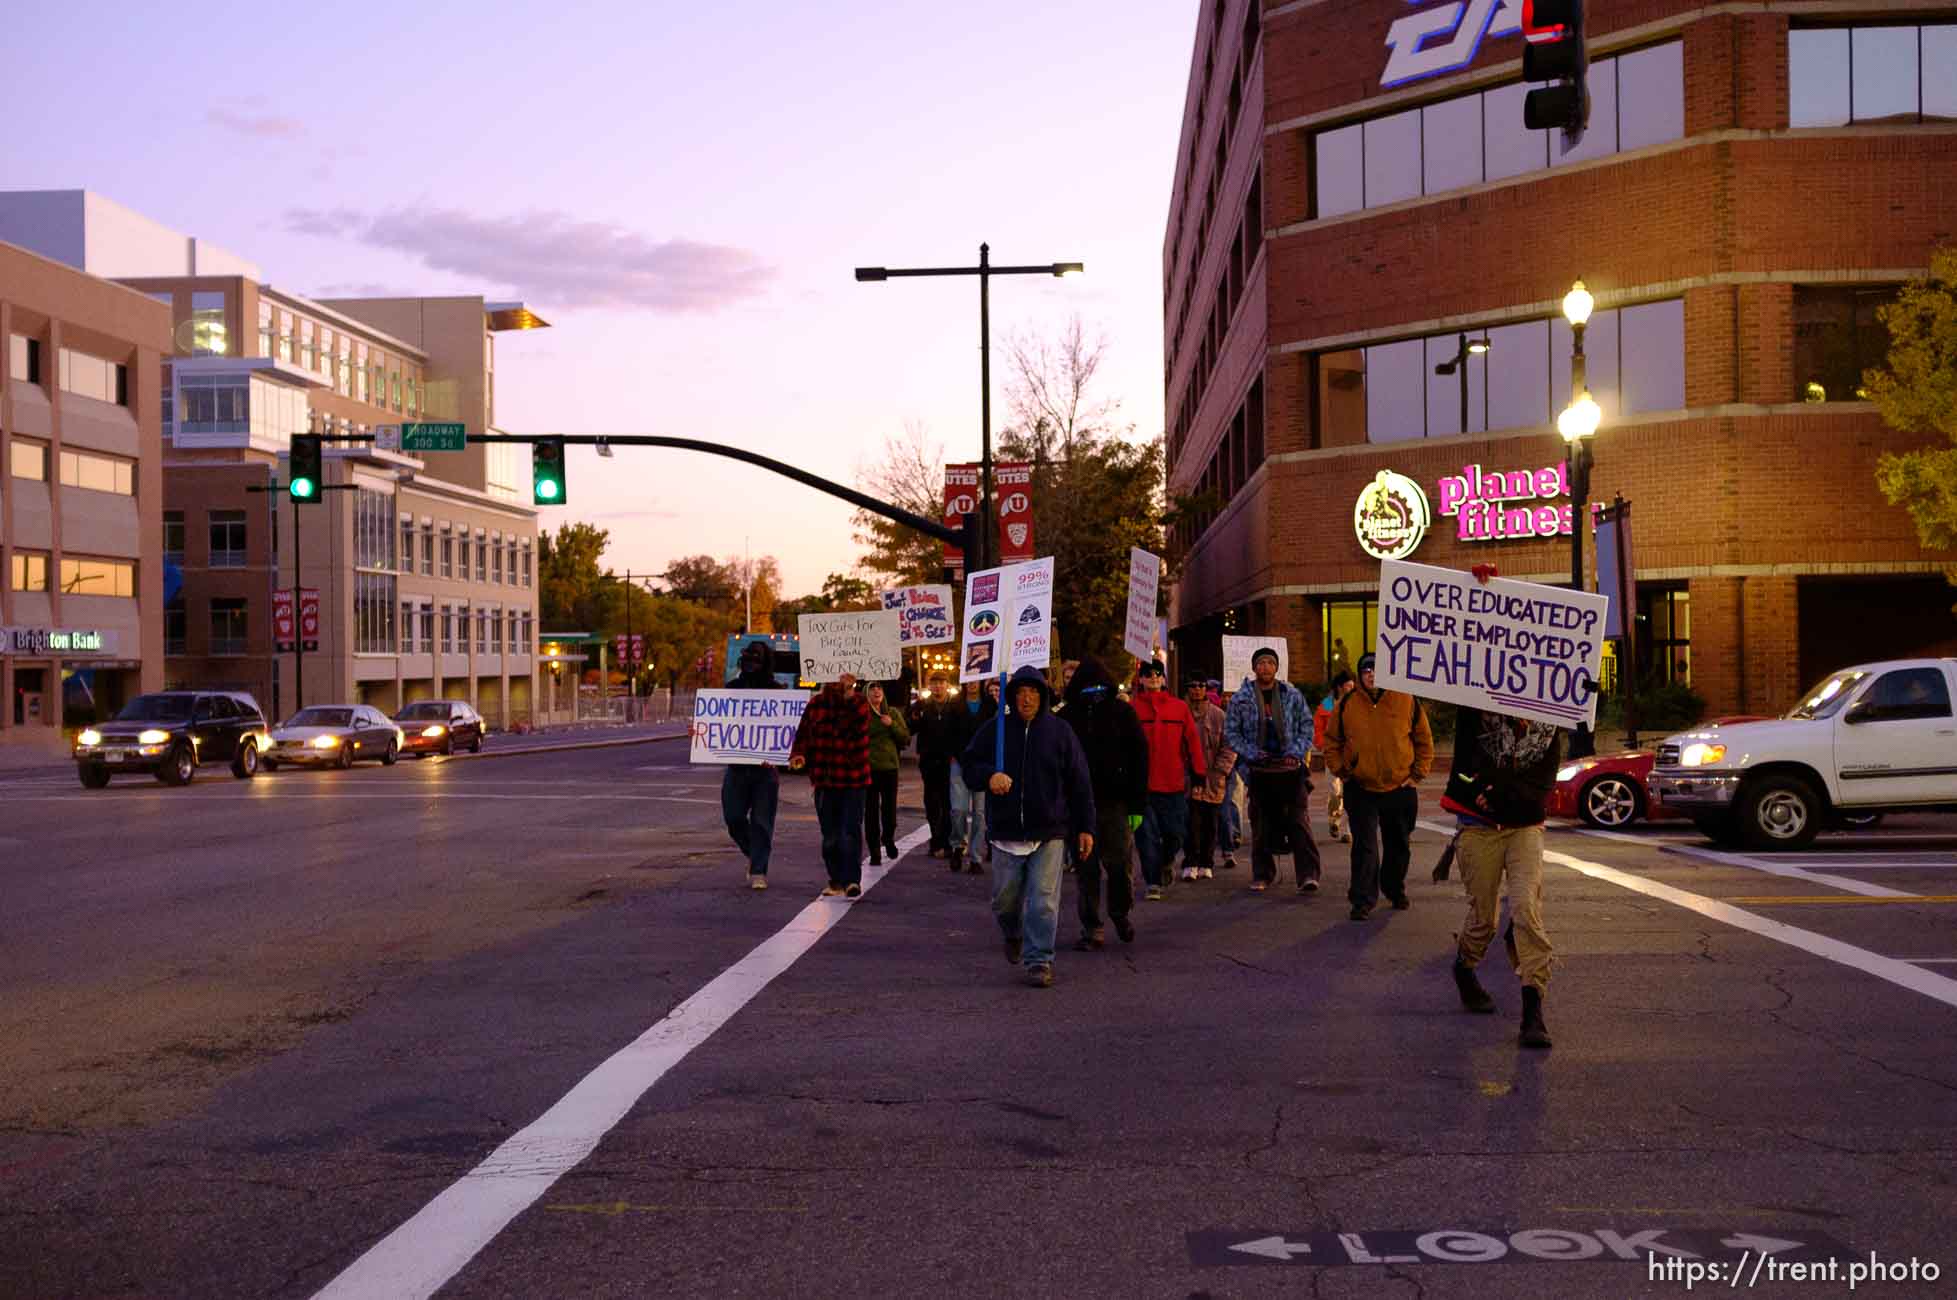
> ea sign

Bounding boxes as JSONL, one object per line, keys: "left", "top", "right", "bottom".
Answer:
{"left": 1354, "top": 471, "right": 1433, "bottom": 560}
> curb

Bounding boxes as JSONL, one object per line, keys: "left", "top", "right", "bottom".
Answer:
{"left": 450, "top": 730, "right": 691, "bottom": 762}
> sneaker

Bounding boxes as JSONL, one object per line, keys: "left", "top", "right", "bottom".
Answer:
{"left": 1073, "top": 929, "right": 1106, "bottom": 951}
{"left": 1145, "top": 885, "right": 1164, "bottom": 901}
{"left": 1179, "top": 866, "right": 1198, "bottom": 882}
{"left": 1249, "top": 881, "right": 1268, "bottom": 893}
{"left": 1299, "top": 878, "right": 1320, "bottom": 894}
{"left": 1004, "top": 935, "right": 1023, "bottom": 965}
{"left": 1026, "top": 964, "right": 1054, "bottom": 988}
{"left": 1199, "top": 866, "right": 1215, "bottom": 880}
{"left": 1349, "top": 903, "right": 1374, "bottom": 921}
{"left": 1112, "top": 914, "right": 1135, "bottom": 943}
{"left": 1221, "top": 853, "right": 1237, "bottom": 869}
{"left": 748, "top": 874, "right": 768, "bottom": 891}
{"left": 844, "top": 883, "right": 862, "bottom": 899}
{"left": 821, "top": 885, "right": 846, "bottom": 898}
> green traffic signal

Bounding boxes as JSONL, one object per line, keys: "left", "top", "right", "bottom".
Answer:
{"left": 289, "top": 434, "right": 323, "bottom": 503}
{"left": 532, "top": 439, "right": 567, "bottom": 505}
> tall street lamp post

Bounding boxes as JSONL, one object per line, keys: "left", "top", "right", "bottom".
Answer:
{"left": 855, "top": 245, "right": 1083, "bottom": 572}
{"left": 1558, "top": 280, "right": 1602, "bottom": 758}
{"left": 1432, "top": 332, "right": 1492, "bottom": 432}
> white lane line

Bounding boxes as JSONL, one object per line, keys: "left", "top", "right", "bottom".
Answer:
{"left": 17, "top": 792, "right": 722, "bottom": 805}
{"left": 1659, "top": 842, "right": 1914, "bottom": 898}
{"left": 1420, "top": 820, "right": 1957, "bottom": 1012}
{"left": 312, "top": 822, "right": 932, "bottom": 1300}
{"left": 1903, "top": 958, "right": 1957, "bottom": 965}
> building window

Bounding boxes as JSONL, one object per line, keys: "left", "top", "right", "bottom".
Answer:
{"left": 337, "top": 339, "right": 353, "bottom": 396}
{"left": 420, "top": 524, "right": 435, "bottom": 576}
{"left": 420, "top": 603, "right": 435, "bottom": 652}
{"left": 58, "top": 348, "right": 127, "bottom": 406}
{"left": 476, "top": 607, "right": 488, "bottom": 654}
{"left": 178, "top": 373, "right": 250, "bottom": 434}
{"left": 440, "top": 606, "right": 454, "bottom": 654}
{"left": 456, "top": 532, "right": 470, "bottom": 581}
{"left": 490, "top": 607, "right": 504, "bottom": 653}
{"left": 164, "top": 596, "right": 186, "bottom": 656}
{"left": 355, "top": 571, "right": 398, "bottom": 654}
{"left": 11, "top": 439, "right": 47, "bottom": 481}
{"left": 1790, "top": 24, "right": 1957, "bottom": 127}
{"left": 277, "top": 312, "right": 293, "bottom": 363}
{"left": 401, "top": 600, "right": 417, "bottom": 653}
{"left": 11, "top": 551, "right": 49, "bottom": 592}
{"left": 520, "top": 545, "right": 532, "bottom": 587}
{"left": 354, "top": 343, "right": 369, "bottom": 402}
{"left": 299, "top": 318, "right": 316, "bottom": 370}
{"left": 62, "top": 557, "right": 136, "bottom": 598}
{"left": 9, "top": 335, "right": 42, "bottom": 384}
{"left": 191, "top": 291, "right": 229, "bottom": 356}
{"left": 441, "top": 527, "right": 455, "bottom": 579}
{"left": 400, "top": 517, "right": 415, "bottom": 573}
{"left": 258, "top": 302, "right": 274, "bottom": 356}
{"left": 1643, "top": 585, "right": 1691, "bottom": 685}
{"left": 59, "top": 449, "right": 136, "bottom": 495}
{"left": 1793, "top": 285, "right": 1898, "bottom": 402}
{"left": 1316, "top": 300, "right": 1685, "bottom": 444}
{"left": 209, "top": 510, "right": 249, "bottom": 568}
{"left": 163, "top": 511, "right": 185, "bottom": 565}
{"left": 354, "top": 488, "right": 396, "bottom": 571}
{"left": 210, "top": 599, "right": 249, "bottom": 655}
{"left": 491, "top": 534, "right": 504, "bottom": 584}
{"left": 475, "top": 534, "right": 488, "bottom": 583}
{"left": 1311, "top": 42, "right": 1683, "bottom": 219}
{"left": 1322, "top": 600, "right": 1378, "bottom": 683}
{"left": 520, "top": 611, "right": 533, "bottom": 649}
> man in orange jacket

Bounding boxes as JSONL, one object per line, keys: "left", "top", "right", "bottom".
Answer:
{"left": 1129, "top": 660, "right": 1205, "bottom": 901}
{"left": 1323, "top": 653, "right": 1434, "bottom": 921}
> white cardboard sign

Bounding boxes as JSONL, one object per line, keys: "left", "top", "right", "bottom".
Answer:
{"left": 1374, "top": 559, "right": 1608, "bottom": 730}
{"left": 960, "top": 557, "right": 1055, "bottom": 683}
{"left": 688, "top": 689, "right": 811, "bottom": 765}
{"left": 880, "top": 584, "right": 956, "bottom": 646}
{"left": 1222, "top": 635, "right": 1289, "bottom": 691}
{"left": 1123, "top": 549, "right": 1162, "bottom": 662}
{"left": 797, "top": 610, "right": 903, "bottom": 684}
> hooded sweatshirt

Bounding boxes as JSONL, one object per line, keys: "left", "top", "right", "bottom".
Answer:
{"left": 960, "top": 666, "right": 1096, "bottom": 843}
{"left": 1441, "top": 706, "right": 1563, "bottom": 828}
{"left": 1130, "top": 684, "right": 1206, "bottom": 795}
{"left": 1059, "top": 656, "right": 1149, "bottom": 814}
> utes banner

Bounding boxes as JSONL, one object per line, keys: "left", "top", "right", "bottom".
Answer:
{"left": 273, "top": 589, "right": 296, "bottom": 653}
{"left": 943, "top": 462, "right": 1034, "bottom": 569}
{"left": 299, "top": 588, "right": 320, "bottom": 652}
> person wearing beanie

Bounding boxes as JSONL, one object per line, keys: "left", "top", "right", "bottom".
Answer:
{"left": 1060, "top": 656, "right": 1149, "bottom": 948}
{"left": 1183, "top": 676, "right": 1235, "bottom": 880}
{"left": 721, "top": 639, "right": 784, "bottom": 891}
{"left": 1223, "top": 646, "right": 1322, "bottom": 894}
{"left": 863, "top": 681, "right": 910, "bottom": 866}
{"left": 1129, "top": 658, "right": 1206, "bottom": 900}
{"left": 1323, "top": 652, "right": 1434, "bottom": 921}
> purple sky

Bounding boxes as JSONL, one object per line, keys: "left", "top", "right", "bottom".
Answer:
{"left": 11, "top": 1, "right": 1198, "bottom": 595}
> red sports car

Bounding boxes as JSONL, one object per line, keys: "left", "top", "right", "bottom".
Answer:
{"left": 1549, "top": 718, "right": 1767, "bottom": 828}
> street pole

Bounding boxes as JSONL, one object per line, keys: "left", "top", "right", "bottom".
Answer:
{"left": 1566, "top": 308, "right": 1594, "bottom": 758}
{"left": 1456, "top": 332, "right": 1469, "bottom": 434}
{"left": 624, "top": 570, "right": 634, "bottom": 723}
{"left": 293, "top": 487, "right": 303, "bottom": 713}
{"left": 978, "top": 242, "right": 994, "bottom": 573}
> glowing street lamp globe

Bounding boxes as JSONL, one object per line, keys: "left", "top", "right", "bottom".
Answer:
{"left": 1558, "top": 392, "right": 1602, "bottom": 441}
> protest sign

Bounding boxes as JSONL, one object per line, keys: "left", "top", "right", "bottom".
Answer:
{"left": 688, "top": 689, "right": 810, "bottom": 765}
{"left": 881, "top": 584, "right": 956, "bottom": 646}
{"left": 960, "top": 556, "right": 1055, "bottom": 683}
{"left": 1374, "top": 559, "right": 1608, "bottom": 729}
{"left": 797, "top": 610, "right": 903, "bottom": 683}
{"left": 1123, "top": 549, "right": 1162, "bottom": 661}
{"left": 1222, "top": 635, "right": 1288, "bottom": 690}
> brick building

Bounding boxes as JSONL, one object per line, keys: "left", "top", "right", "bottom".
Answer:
{"left": 1163, "top": 0, "right": 1957, "bottom": 714}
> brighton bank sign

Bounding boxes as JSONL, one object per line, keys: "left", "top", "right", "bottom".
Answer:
{"left": 1355, "top": 464, "right": 1583, "bottom": 561}
{"left": 0, "top": 625, "right": 116, "bottom": 656}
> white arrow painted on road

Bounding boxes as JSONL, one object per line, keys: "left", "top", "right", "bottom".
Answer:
{"left": 1722, "top": 1234, "right": 1805, "bottom": 1254}
{"left": 1229, "top": 1236, "right": 1313, "bottom": 1261}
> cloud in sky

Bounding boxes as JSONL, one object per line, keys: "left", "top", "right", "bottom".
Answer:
{"left": 206, "top": 107, "right": 305, "bottom": 139}
{"left": 283, "top": 207, "right": 776, "bottom": 313}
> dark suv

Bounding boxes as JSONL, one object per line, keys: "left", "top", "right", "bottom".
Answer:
{"left": 74, "top": 691, "right": 270, "bottom": 788}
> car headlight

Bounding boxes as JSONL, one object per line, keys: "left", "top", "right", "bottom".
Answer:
{"left": 1680, "top": 743, "right": 1726, "bottom": 767}
{"left": 421, "top": 724, "right": 446, "bottom": 738}
{"left": 137, "top": 729, "right": 171, "bottom": 745}
{"left": 1555, "top": 762, "right": 1595, "bottom": 783}
{"left": 78, "top": 728, "right": 103, "bottom": 747}
{"left": 310, "top": 735, "right": 343, "bottom": 749}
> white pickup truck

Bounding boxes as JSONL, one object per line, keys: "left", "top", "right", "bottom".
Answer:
{"left": 1652, "top": 658, "right": 1957, "bottom": 849}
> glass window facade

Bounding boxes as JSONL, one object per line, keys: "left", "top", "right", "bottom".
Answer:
{"left": 60, "top": 557, "right": 136, "bottom": 598}
{"left": 353, "top": 488, "right": 397, "bottom": 571}
{"left": 58, "top": 348, "right": 126, "bottom": 405}
{"left": 355, "top": 572, "right": 397, "bottom": 654}
{"left": 163, "top": 512, "right": 185, "bottom": 565}
{"left": 1792, "top": 284, "right": 1896, "bottom": 402}
{"left": 59, "top": 449, "right": 135, "bottom": 495}
{"left": 209, "top": 510, "right": 248, "bottom": 568}
{"left": 1790, "top": 24, "right": 1957, "bottom": 126}
{"left": 12, "top": 439, "right": 47, "bottom": 481}
{"left": 11, "top": 551, "right": 49, "bottom": 592}
{"left": 1322, "top": 601, "right": 1378, "bottom": 683}
{"left": 210, "top": 599, "right": 249, "bottom": 655}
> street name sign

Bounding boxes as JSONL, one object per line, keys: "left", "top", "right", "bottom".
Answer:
{"left": 402, "top": 422, "right": 467, "bottom": 452}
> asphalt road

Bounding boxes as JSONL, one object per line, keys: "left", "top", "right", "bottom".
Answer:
{"left": 2, "top": 742, "right": 1953, "bottom": 1299}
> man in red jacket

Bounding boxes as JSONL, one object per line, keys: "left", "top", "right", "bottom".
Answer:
{"left": 1129, "top": 660, "right": 1205, "bottom": 901}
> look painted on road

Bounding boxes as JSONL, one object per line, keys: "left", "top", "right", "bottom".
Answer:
{"left": 1189, "top": 1226, "right": 1854, "bottom": 1268}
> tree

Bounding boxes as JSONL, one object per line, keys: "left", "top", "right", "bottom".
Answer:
{"left": 771, "top": 572, "right": 882, "bottom": 633}
{"left": 852, "top": 418, "right": 952, "bottom": 586}
{"left": 727, "top": 554, "right": 783, "bottom": 633}
{"left": 538, "top": 522, "right": 612, "bottom": 631}
{"left": 1869, "top": 245, "right": 1957, "bottom": 552}
{"left": 661, "top": 555, "right": 743, "bottom": 615}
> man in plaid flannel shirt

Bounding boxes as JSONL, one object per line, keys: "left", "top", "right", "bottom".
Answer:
{"left": 790, "top": 672, "right": 874, "bottom": 898}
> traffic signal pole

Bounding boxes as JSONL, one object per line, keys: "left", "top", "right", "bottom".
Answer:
{"left": 245, "top": 476, "right": 352, "bottom": 717}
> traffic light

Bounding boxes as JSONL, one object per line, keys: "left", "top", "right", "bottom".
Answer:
{"left": 1521, "top": 0, "right": 1589, "bottom": 139}
{"left": 532, "top": 438, "right": 567, "bottom": 505}
{"left": 289, "top": 434, "right": 322, "bottom": 503}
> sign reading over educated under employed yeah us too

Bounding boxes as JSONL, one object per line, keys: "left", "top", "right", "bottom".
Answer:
{"left": 797, "top": 610, "right": 903, "bottom": 684}
{"left": 1373, "top": 559, "right": 1609, "bottom": 730}
{"left": 688, "top": 689, "right": 811, "bottom": 766}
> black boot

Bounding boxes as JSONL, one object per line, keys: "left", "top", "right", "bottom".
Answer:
{"left": 1519, "top": 986, "right": 1553, "bottom": 1049}
{"left": 1453, "top": 958, "right": 1497, "bottom": 1014}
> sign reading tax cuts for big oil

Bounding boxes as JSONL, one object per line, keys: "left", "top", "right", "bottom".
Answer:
{"left": 960, "top": 557, "right": 1054, "bottom": 683}
{"left": 1222, "top": 636, "right": 1288, "bottom": 691}
{"left": 1123, "top": 549, "right": 1162, "bottom": 662}
{"left": 880, "top": 584, "right": 955, "bottom": 646}
{"left": 1373, "top": 560, "right": 1608, "bottom": 730}
{"left": 797, "top": 610, "right": 903, "bottom": 683}
{"left": 689, "top": 689, "right": 810, "bottom": 766}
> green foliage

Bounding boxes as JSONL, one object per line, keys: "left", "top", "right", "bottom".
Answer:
{"left": 772, "top": 573, "right": 881, "bottom": 632}
{"left": 1598, "top": 678, "right": 1707, "bottom": 733}
{"left": 1867, "top": 246, "right": 1957, "bottom": 551}
{"left": 538, "top": 522, "right": 612, "bottom": 632}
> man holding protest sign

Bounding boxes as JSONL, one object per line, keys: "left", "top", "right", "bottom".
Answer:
{"left": 718, "top": 639, "right": 787, "bottom": 891}
{"left": 790, "top": 674, "right": 873, "bottom": 900}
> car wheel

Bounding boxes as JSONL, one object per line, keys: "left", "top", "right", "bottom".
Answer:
{"left": 381, "top": 738, "right": 399, "bottom": 766}
{"left": 1838, "top": 811, "right": 1885, "bottom": 831}
{"left": 442, "top": 736, "right": 455, "bottom": 757}
{"left": 231, "top": 740, "right": 259, "bottom": 780}
{"left": 262, "top": 757, "right": 280, "bottom": 772}
{"left": 1578, "top": 775, "right": 1642, "bottom": 828}
{"left": 1740, "top": 775, "right": 1822, "bottom": 851}
{"left": 470, "top": 731, "right": 483, "bottom": 754}
{"left": 158, "top": 743, "right": 196, "bottom": 787}
{"left": 336, "top": 743, "right": 354, "bottom": 770}
{"left": 78, "top": 763, "right": 110, "bottom": 790}
{"left": 1693, "top": 815, "right": 1745, "bottom": 849}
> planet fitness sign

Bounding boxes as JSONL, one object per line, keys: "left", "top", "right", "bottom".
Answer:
{"left": 1355, "top": 462, "right": 1583, "bottom": 557}
{"left": 1353, "top": 471, "right": 1433, "bottom": 560}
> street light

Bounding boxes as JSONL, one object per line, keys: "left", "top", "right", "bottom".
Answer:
{"left": 1432, "top": 332, "right": 1492, "bottom": 433}
{"left": 1560, "top": 279, "right": 1600, "bottom": 757}
{"left": 854, "top": 243, "right": 1085, "bottom": 572}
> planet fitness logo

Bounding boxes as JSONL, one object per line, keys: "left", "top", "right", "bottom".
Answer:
{"left": 1354, "top": 471, "right": 1433, "bottom": 560}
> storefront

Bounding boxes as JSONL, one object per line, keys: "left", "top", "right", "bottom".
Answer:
{"left": 2, "top": 626, "right": 141, "bottom": 733}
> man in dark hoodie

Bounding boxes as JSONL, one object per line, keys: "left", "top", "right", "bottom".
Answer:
{"left": 720, "top": 639, "right": 783, "bottom": 891}
{"left": 961, "top": 666, "right": 1097, "bottom": 988}
{"left": 1060, "top": 656, "right": 1149, "bottom": 949}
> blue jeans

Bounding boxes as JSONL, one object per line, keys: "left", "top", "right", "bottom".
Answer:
{"left": 720, "top": 765, "right": 779, "bottom": 873}
{"left": 949, "top": 761, "right": 985, "bottom": 852}
{"left": 814, "top": 787, "right": 867, "bottom": 886}
{"left": 1220, "top": 767, "right": 1243, "bottom": 850}
{"left": 1136, "top": 791, "right": 1189, "bottom": 887}
{"left": 992, "top": 839, "right": 1065, "bottom": 969}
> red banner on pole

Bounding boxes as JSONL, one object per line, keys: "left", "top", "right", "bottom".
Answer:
{"left": 944, "top": 461, "right": 1034, "bottom": 569}
{"left": 943, "top": 464, "right": 979, "bottom": 568}
{"left": 273, "top": 589, "right": 296, "bottom": 653}
{"left": 298, "top": 588, "right": 320, "bottom": 652}
{"left": 630, "top": 633, "right": 644, "bottom": 663}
